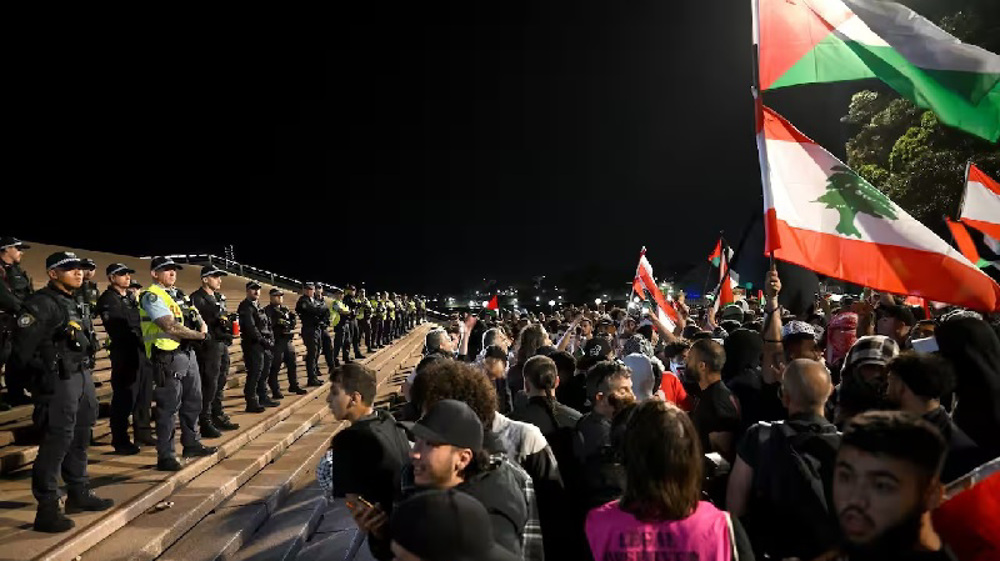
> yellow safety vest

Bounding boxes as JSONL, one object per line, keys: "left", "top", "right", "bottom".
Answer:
{"left": 139, "top": 283, "right": 184, "bottom": 358}
{"left": 330, "top": 299, "right": 349, "bottom": 327}
{"left": 355, "top": 296, "right": 366, "bottom": 320}
{"left": 386, "top": 299, "right": 395, "bottom": 320}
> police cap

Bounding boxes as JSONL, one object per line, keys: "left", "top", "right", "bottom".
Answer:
{"left": 46, "top": 251, "right": 84, "bottom": 271}
{"left": 246, "top": 280, "right": 262, "bottom": 290}
{"left": 0, "top": 237, "right": 30, "bottom": 251}
{"left": 303, "top": 281, "right": 315, "bottom": 289}
{"left": 107, "top": 263, "right": 136, "bottom": 276}
{"left": 80, "top": 258, "right": 97, "bottom": 271}
{"left": 200, "top": 265, "right": 229, "bottom": 278}
{"left": 150, "top": 257, "right": 183, "bottom": 271}
{"left": 129, "top": 280, "right": 143, "bottom": 289}
{"left": 269, "top": 288, "right": 284, "bottom": 296}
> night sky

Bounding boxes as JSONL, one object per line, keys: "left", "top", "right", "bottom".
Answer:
{"left": 7, "top": 1, "right": 987, "bottom": 296}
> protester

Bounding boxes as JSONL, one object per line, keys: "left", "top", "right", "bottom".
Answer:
{"left": 886, "top": 352, "right": 985, "bottom": 483}
{"left": 574, "top": 360, "right": 635, "bottom": 465}
{"left": 826, "top": 310, "right": 859, "bottom": 382}
{"left": 834, "top": 335, "right": 899, "bottom": 426}
{"left": 934, "top": 316, "right": 1000, "bottom": 460}
{"left": 508, "top": 324, "right": 549, "bottom": 395}
{"left": 722, "top": 328, "right": 784, "bottom": 434}
{"left": 322, "top": 363, "right": 411, "bottom": 561}
{"left": 822, "top": 410, "right": 953, "bottom": 560}
{"left": 877, "top": 304, "right": 916, "bottom": 350}
{"left": 389, "top": 488, "right": 518, "bottom": 561}
{"left": 622, "top": 353, "right": 658, "bottom": 402}
{"left": 685, "top": 339, "right": 740, "bottom": 461}
{"left": 726, "top": 359, "right": 841, "bottom": 560}
{"left": 585, "top": 400, "right": 754, "bottom": 560}
{"left": 481, "top": 344, "right": 513, "bottom": 415}
{"left": 398, "top": 399, "right": 536, "bottom": 560}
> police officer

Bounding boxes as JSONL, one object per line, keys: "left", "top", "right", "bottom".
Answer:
{"left": 78, "top": 259, "right": 100, "bottom": 315}
{"left": 190, "top": 265, "right": 239, "bottom": 437}
{"left": 343, "top": 285, "right": 364, "bottom": 360}
{"left": 356, "top": 287, "right": 373, "bottom": 354}
{"left": 238, "top": 280, "right": 277, "bottom": 412}
{"left": 384, "top": 292, "right": 396, "bottom": 342}
{"left": 128, "top": 280, "right": 142, "bottom": 302}
{"left": 139, "top": 257, "right": 216, "bottom": 472}
{"left": 265, "top": 288, "right": 305, "bottom": 396}
{"left": 10, "top": 252, "right": 113, "bottom": 532}
{"left": 315, "top": 285, "right": 336, "bottom": 371}
{"left": 96, "top": 263, "right": 154, "bottom": 455}
{"left": 295, "top": 282, "right": 325, "bottom": 387}
{"left": 1, "top": 237, "right": 35, "bottom": 409}
{"left": 327, "top": 287, "right": 351, "bottom": 366}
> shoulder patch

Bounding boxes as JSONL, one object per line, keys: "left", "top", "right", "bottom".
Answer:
{"left": 143, "top": 292, "right": 158, "bottom": 303}
{"left": 18, "top": 314, "right": 35, "bottom": 328}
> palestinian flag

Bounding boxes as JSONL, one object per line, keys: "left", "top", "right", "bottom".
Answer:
{"left": 757, "top": 104, "right": 1000, "bottom": 312}
{"left": 944, "top": 217, "right": 983, "bottom": 266}
{"left": 635, "top": 248, "right": 681, "bottom": 330}
{"left": 707, "top": 240, "right": 723, "bottom": 267}
{"left": 755, "top": 0, "right": 1000, "bottom": 142}
{"left": 960, "top": 163, "right": 1000, "bottom": 239}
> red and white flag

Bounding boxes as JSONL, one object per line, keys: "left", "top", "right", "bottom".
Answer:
{"left": 756, "top": 104, "right": 1000, "bottom": 312}
{"left": 960, "top": 163, "right": 1000, "bottom": 240}
{"left": 635, "top": 247, "right": 680, "bottom": 331}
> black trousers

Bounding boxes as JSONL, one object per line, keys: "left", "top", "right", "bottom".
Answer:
{"left": 109, "top": 346, "right": 153, "bottom": 445}
{"left": 320, "top": 328, "right": 335, "bottom": 371}
{"left": 359, "top": 318, "right": 372, "bottom": 350}
{"left": 270, "top": 336, "right": 298, "bottom": 391}
{"left": 350, "top": 320, "right": 362, "bottom": 356}
{"left": 333, "top": 323, "right": 351, "bottom": 362}
{"left": 195, "top": 340, "right": 229, "bottom": 421}
{"left": 32, "top": 366, "right": 97, "bottom": 503}
{"left": 2, "top": 329, "right": 28, "bottom": 400}
{"left": 301, "top": 325, "right": 321, "bottom": 382}
{"left": 242, "top": 342, "right": 272, "bottom": 405}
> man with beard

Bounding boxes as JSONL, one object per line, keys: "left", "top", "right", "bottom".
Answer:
{"left": 824, "top": 410, "right": 954, "bottom": 561}
{"left": 685, "top": 338, "right": 741, "bottom": 462}
{"left": 573, "top": 360, "right": 634, "bottom": 465}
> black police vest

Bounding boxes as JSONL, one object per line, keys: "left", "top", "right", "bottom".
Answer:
{"left": 1, "top": 263, "right": 33, "bottom": 306}
{"left": 32, "top": 287, "right": 94, "bottom": 375}
{"left": 273, "top": 305, "right": 297, "bottom": 337}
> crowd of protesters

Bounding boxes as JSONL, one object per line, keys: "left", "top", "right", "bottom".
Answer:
{"left": 318, "top": 266, "right": 999, "bottom": 561}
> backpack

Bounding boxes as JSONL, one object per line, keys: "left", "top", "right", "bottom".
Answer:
{"left": 749, "top": 420, "right": 841, "bottom": 560}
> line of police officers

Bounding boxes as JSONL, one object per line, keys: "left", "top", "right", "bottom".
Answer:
{"left": 0, "top": 239, "right": 427, "bottom": 533}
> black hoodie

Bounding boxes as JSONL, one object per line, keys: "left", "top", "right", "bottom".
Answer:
{"left": 935, "top": 318, "right": 1000, "bottom": 459}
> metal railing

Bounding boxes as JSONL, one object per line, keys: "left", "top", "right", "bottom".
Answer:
{"left": 138, "top": 253, "right": 338, "bottom": 293}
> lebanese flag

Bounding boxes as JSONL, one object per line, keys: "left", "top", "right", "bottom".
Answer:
{"left": 755, "top": 0, "right": 1000, "bottom": 142}
{"left": 960, "top": 163, "right": 1000, "bottom": 241}
{"left": 635, "top": 248, "right": 680, "bottom": 331}
{"left": 717, "top": 241, "right": 736, "bottom": 307}
{"left": 945, "top": 217, "right": 982, "bottom": 265}
{"left": 756, "top": 104, "right": 1000, "bottom": 312}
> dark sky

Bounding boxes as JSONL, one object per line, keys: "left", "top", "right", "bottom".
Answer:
{"left": 9, "top": 2, "right": 977, "bottom": 296}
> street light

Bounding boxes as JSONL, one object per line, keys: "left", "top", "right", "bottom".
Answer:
{"left": 595, "top": 298, "right": 602, "bottom": 305}
{"left": 548, "top": 300, "right": 555, "bottom": 307}
{"left": 481, "top": 301, "right": 489, "bottom": 307}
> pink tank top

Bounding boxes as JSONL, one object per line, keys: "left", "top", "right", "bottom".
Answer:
{"left": 586, "top": 500, "right": 734, "bottom": 561}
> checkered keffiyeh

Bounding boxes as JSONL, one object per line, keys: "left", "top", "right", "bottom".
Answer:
{"left": 843, "top": 335, "right": 899, "bottom": 372}
{"left": 782, "top": 320, "right": 816, "bottom": 340}
{"left": 316, "top": 449, "right": 333, "bottom": 497}
{"left": 622, "top": 335, "right": 654, "bottom": 358}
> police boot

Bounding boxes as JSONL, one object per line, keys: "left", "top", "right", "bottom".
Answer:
{"left": 245, "top": 399, "right": 265, "bottom": 413}
{"left": 65, "top": 488, "right": 114, "bottom": 514}
{"left": 259, "top": 395, "right": 280, "bottom": 408}
{"left": 306, "top": 378, "right": 323, "bottom": 388}
{"left": 199, "top": 418, "right": 222, "bottom": 438}
{"left": 212, "top": 414, "right": 240, "bottom": 431}
{"left": 34, "top": 500, "right": 74, "bottom": 533}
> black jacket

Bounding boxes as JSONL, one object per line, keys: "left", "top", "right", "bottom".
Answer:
{"left": 0, "top": 261, "right": 33, "bottom": 316}
{"left": 264, "top": 304, "right": 297, "bottom": 339}
{"left": 11, "top": 284, "right": 94, "bottom": 395}
{"left": 191, "top": 288, "right": 233, "bottom": 344}
{"left": 295, "top": 295, "right": 326, "bottom": 328}
{"left": 238, "top": 298, "right": 273, "bottom": 347}
{"left": 96, "top": 287, "right": 142, "bottom": 353}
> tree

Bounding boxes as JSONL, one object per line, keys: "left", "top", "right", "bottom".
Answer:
{"left": 842, "top": 7, "right": 1000, "bottom": 226}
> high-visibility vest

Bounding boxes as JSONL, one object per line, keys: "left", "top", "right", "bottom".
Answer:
{"left": 386, "top": 299, "right": 395, "bottom": 320}
{"left": 330, "top": 299, "right": 349, "bottom": 327}
{"left": 139, "top": 283, "right": 184, "bottom": 358}
{"left": 356, "top": 298, "right": 366, "bottom": 320}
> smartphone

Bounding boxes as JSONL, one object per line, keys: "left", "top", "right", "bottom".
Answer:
{"left": 346, "top": 495, "right": 376, "bottom": 511}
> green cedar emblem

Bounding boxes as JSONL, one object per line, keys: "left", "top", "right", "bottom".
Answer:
{"left": 814, "top": 165, "right": 898, "bottom": 238}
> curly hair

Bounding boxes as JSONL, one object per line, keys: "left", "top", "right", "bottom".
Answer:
{"left": 418, "top": 359, "right": 498, "bottom": 426}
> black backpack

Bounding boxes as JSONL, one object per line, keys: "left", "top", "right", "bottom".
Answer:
{"left": 749, "top": 420, "right": 841, "bottom": 560}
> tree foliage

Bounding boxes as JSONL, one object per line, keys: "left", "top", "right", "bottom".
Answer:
{"left": 842, "top": 8, "right": 1000, "bottom": 225}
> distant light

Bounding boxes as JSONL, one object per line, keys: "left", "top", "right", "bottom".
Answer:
{"left": 482, "top": 301, "right": 489, "bottom": 307}
{"left": 558, "top": 296, "right": 563, "bottom": 300}
{"left": 535, "top": 296, "right": 540, "bottom": 302}
{"left": 603, "top": 294, "right": 608, "bottom": 299}
{"left": 595, "top": 298, "right": 602, "bottom": 305}
{"left": 548, "top": 300, "right": 555, "bottom": 306}
{"left": 469, "top": 300, "right": 477, "bottom": 307}
{"left": 633, "top": 296, "right": 640, "bottom": 303}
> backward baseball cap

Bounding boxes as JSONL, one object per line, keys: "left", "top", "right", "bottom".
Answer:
{"left": 844, "top": 335, "right": 899, "bottom": 371}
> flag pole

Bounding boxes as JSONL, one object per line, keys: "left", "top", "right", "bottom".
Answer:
{"left": 751, "top": 0, "right": 777, "bottom": 271}
{"left": 957, "top": 159, "right": 972, "bottom": 220}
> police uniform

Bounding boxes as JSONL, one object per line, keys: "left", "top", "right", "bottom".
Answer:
{"left": 343, "top": 286, "right": 364, "bottom": 359}
{"left": 295, "top": 283, "right": 325, "bottom": 387}
{"left": 356, "top": 289, "right": 373, "bottom": 353}
{"left": 1, "top": 237, "right": 35, "bottom": 407}
{"left": 316, "top": 287, "right": 336, "bottom": 371}
{"left": 139, "top": 257, "right": 215, "bottom": 471}
{"left": 96, "top": 263, "right": 154, "bottom": 453}
{"left": 385, "top": 294, "right": 396, "bottom": 342}
{"left": 265, "top": 288, "right": 305, "bottom": 396}
{"left": 330, "top": 290, "right": 352, "bottom": 365}
{"left": 238, "top": 280, "right": 276, "bottom": 412}
{"left": 10, "top": 252, "right": 113, "bottom": 533}
{"left": 190, "top": 265, "right": 239, "bottom": 437}
{"left": 370, "top": 291, "right": 384, "bottom": 349}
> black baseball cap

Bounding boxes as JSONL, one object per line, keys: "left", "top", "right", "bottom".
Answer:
{"left": 129, "top": 280, "right": 143, "bottom": 289}
{"left": 400, "top": 399, "right": 483, "bottom": 452}
{"left": 0, "top": 237, "right": 30, "bottom": 250}
{"left": 200, "top": 265, "right": 228, "bottom": 278}
{"left": 46, "top": 251, "right": 84, "bottom": 270}
{"left": 246, "top": 280, "right": 262, "bottom": 290}
{"left": 390, "top": 489, "right": 518, "bottom": 561}
{"left": 106, "top": 263, "right": 136, "bottom": 276}
{"left": 150, "top": 256, "right": 183, "bottom": 271}
{"left": 583, "top": 336, "right": 613, "bottom": 359}
{"left": 269, "top": 288, "right": 284, "bottom": 296}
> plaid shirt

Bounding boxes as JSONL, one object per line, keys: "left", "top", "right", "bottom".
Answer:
{"left": 316, "top": 449, "right": 334, "bottom": 498}
{"left": 399, "top": 452, "right": 545, "bottom": 561}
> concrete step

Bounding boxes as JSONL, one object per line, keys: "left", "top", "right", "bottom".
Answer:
{"left": 75, "top": 328, "right": 427, "bottom": 561}
{"left": 0, "top": 327, "right": 429, "bottom": 561}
